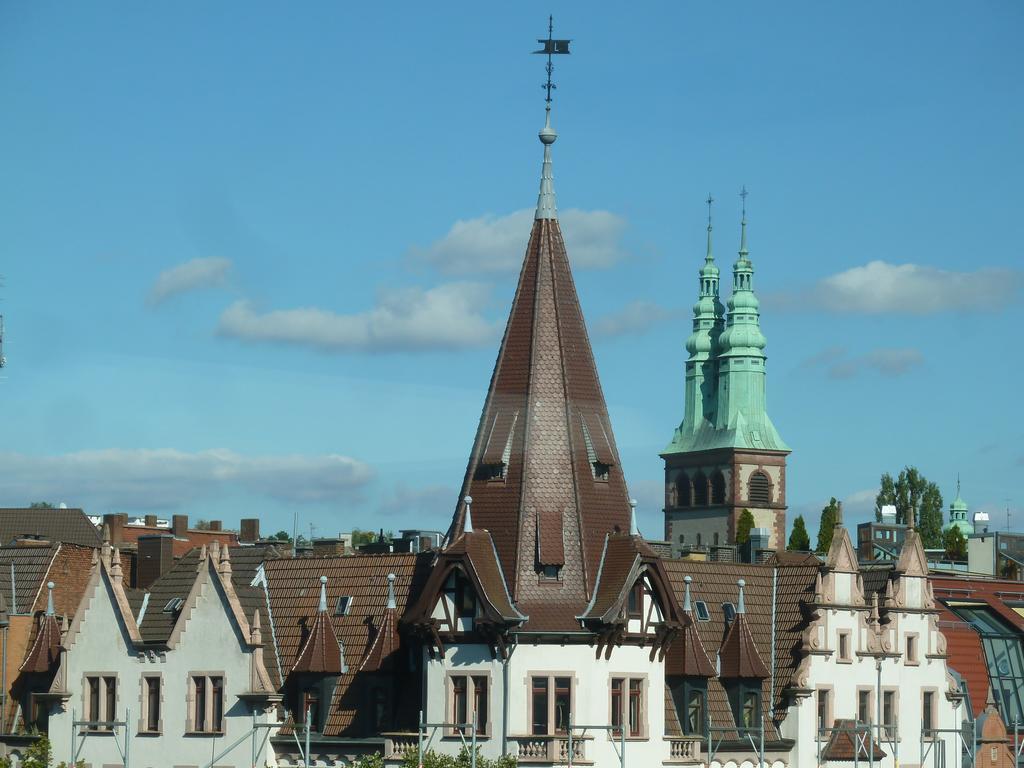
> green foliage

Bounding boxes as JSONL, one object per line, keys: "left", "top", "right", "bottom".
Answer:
{"left": 816, "top": 497, "right": 840, "bottom": 554}
{"left": 352, "top": 529, "right": 395, "bottom": 547}
{"left": 787, "top": 515, "right": 811, "bottom": 551}
{"left": 874, "top": 466, "right": 944, "bottom": 548}
{"left": 0, "top": 736, "right": 84, "bottom": 768}
{"left": 350, "top": 753, "right": 386, "bottom": 768}
{"left": 400, "top": 747, "right": 516, "bottom": 768}
{"left": 271, "top": 530, "right": 292, "bottom": 542}
{"left": 29, "top": 502, "right": 55, "bottom": 509}
{"left": 735, "top": 509, "right": 755, "bottom": 544}
{"left": 943, "top": 527, "right": 967, "bottom": 561}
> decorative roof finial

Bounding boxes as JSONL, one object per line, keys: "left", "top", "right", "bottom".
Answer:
{"left": 463, "top": 496, "right": 474, "bottom": 533}
{"left": 46, "top": 581, "right": 55, "bottom": 617}
{"left": 532, "top": 16, "right": 570, "bottom": 221}
{"left": 683, "top": 575, "right": 693, "bottom": 612}
{"left": 318, "top": 575, "right": 328, "bottom": 613}
{"left": 737, "top": 578, "right": 746, "bottom": 614}
{"left": 705, "top": 194, "right": 715, "bottom": 262}
{"left": 629, "top": 499, "right": 639, "bottom": 536}
{"left": 386, "top": 573, "right": 396, "bottom": 611}
{"left": 739, "top": 186, "right": 749, "bottom": 257}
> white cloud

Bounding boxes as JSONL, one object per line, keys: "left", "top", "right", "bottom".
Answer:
{"left": 767, "top": 260, "right": 1021, "bottom": 314}
{"left": 0, "top": 448, "right": 373, "bottom": 511}
{"left": 148, "top": 257, "right": 232, "bottom": 305}
{"left": 593, "top": 300, "right": 676, "bottom": 337}
{"left": 803, "top": 346, "right": 924, "bottom": 379}
{"left": 217, "top": 282, "right": 497, "bottom": 353}
{"left": 412, "top": 208, "right": 628, "bottom": 274}
{"left": 377, "top": 484, "right": 456, "bottom": 518}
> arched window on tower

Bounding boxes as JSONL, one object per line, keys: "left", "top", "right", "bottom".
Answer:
{"left": 710, "top": 471, "right": 726, "bottom": 505}
{"left": 676, "top": 475, "right": 693, "bottom": 508}
{"left": 748, "top": 472, "right": 771, "bottom": 507}
{"left": 693, "top": 472, "right": 709, "bottom": 507}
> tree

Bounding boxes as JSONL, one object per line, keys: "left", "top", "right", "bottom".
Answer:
{"left": 29, "top": 502, "right": 54, "bottom": 509}
{"left": 271, "top": 530, "right": 292, "bottom": 543}
{"left": 736, "top": 509, "right": 755, "bottom": 544}
{"left": 0, "top": 735, "right": 84, "bottom": 768}
{"left": 194, "top": 519, "right": 212, "bottom": 530}
{"left": 943, "top": 527, "right": 967, "bottom": 561}
{"left": 788, "top": 515, "right": 811, "bottom": 551}
{"left": 401, "top": 747, "right": 516, "bottom": 768}
{"left": 873, "top": 466, "right": 944, "bottom": 548}
{"left": 816, "top": 497, "right": 840, "bottom": 554}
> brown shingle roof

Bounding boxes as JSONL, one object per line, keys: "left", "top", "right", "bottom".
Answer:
{"left": 820, "top": 720, "right": 887, "bottom": 761}
{"left": 445, "top": 218, "right": 632, "bottom": 628}
{"left": 266, "top": 552, "right": 433, "bottom": 735}
{"left": 20, "top": 614, "right": 61, "bottom": 674}
{"left": 292, "top": 608, "right": 344, "bottom": 675}
{"left": 0, "top": 508, "right": 100, "bottom": 548}
{"left": 0, "top": 544, "right": 59, "bottom": 614}
{"left": 718, "top": 611, "right": 769, "bottom": 679}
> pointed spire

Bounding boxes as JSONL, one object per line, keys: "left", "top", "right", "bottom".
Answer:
{"left": 46, "top": 581, "right": 55, "bottom": 617}
{"left": 463, "top": 496, "right": 474, "bottom": 533}
{"left": 737, "top": 578, "right": 746, "bottom": 614}
{"left": 318, "top": 575, "right": 328, "bottom": 613}
{"left": 219, "top": 545, "right": 232, "bottom": 578}
{"left": 738, "top": 185, "right": 749, "bottom": 258}
{"left": 251, "top": 609, "right": 263, "bottom": 646}
{"left": 535, "top": 106, "right": 558, "bottom": 220}
{"left": 629, "top": 499, "right": 639, "bottom": 536}
{"left": 683, "top": 575, "right": 693, "bottom": 612}
{"left": 111, "top": 548, "right": 123, "bottom": 584}
{"left": 386, "top": 573, "right": 396, "bottom": 610}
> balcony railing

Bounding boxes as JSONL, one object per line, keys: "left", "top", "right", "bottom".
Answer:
{"left": 382, "top": 732, "right": 419, "bottom": 761}
{"left": 666, "top": 737, "right": 703, "bottom": 763}
{"left": 512, "top": 734, "right": 590, "bottom": 764}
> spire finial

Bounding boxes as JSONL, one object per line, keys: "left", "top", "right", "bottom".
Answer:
{"left": 683, "top": 575, "right": 693, "bottom": 612}
{"left": 629, "top": 499, "right": 639, "bottom": 536}
{"left": 386, "top": 573, "right": 396, "bottom": 610}
{"left": 532, "top": 17, "right": 570, "bottom": 221}
{"left": 46, "top": 581, "right": 55, "bottom": 617}
{"left": 737, "top": 578, "right": 746, "bottom": 614}
{"left": 705, "top": 194, "right": 715, "bottom": 262}
{"left": 463, "top": 496, "right": 474, "bottom": 533}
{"left": 318, "top": 575, "right": 328, "bottom": 613}
{"left": 957, "top": 473, "right": 961, "bottom": 497}
{"left": 738, "top": 186, "right": 749, "bottom": 257}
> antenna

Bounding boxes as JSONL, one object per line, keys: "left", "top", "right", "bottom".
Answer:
{"left": 0, "top": 314, "right": 5, "bottom": 369}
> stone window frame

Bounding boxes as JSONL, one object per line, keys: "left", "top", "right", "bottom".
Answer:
{"left": 525, "top": 671, "right": 577, "bottom": 737}
{"left": 81, "top": 672, "right": 119, "bottom": 732}
{"left": 138, "top": 672, "right": 164, "bottom": 735}
{"left": 815, "top": 685, "right": 834, "bottom": 733}
{"left": 444, "top": 670, "right": 492, "bottom": 739}
{"left": 905, "top": 632, "right": 920, "bottom": 665}
{"left": 921, "top": 686, "right": 939, "bottom": 737}
{"left": 606, "top": 672, "right": 650, "bottom": 741}
{"left": 855, "top": 686, "right": 874, "bottom": 725}
{"left": 185, "top": 671, "right": 227, "bottom": 735}
{"left": 836, "top": 630, "right": 853, "bottom": 663}
{"left": 881, "top": 687, "right": 900, "bottom": 740}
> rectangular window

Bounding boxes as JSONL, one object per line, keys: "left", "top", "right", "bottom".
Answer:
{"left": 685, "top": 686, "right": 705, "bottom": 736}
{"left": 906, "top": 635, "right": 918, "bottom": 663}
{"left": 741, "top": 690, "right": 759, "bottom": 729}
{"left": 145, "top": 677, "right": 161, "bottom": 732}
{"left": 473, "top": 677, "right": 488, "bottom": 736}
{"left": 628, "top": 679, "right": 642, "bottom": 737}
{"left": 453, "top": 676, "right": 468, "bottom": 730}
{"left": 817, "top": 689, "right": 830, "bottom": 731}
{"left": 858, "top": 690, "right": 871, "bottom": 725}
{"left": 87, "top": 677, "right": 100, "bottom": 726}
{"left": 838, "top": 632, "right": 850, "bottom": 661}
{"left": 302, "top": 687, "right": 320, "bottom": 732}
{"left": 554, "top": 677, "right": 571, "bottom": 734}
{"left": 191, "top": 674, "right": 225, "bottom": 733}
{"left": 627, "top": 582, "right": 643, "bottom": 619}
{"left": 531, "top": 677, "right": 549, "bottom": 736}
{"left": 883, "top": 691, "right": 896, "bottom": 738}
{"left": 104, "top": 676, "right": 117, "bottom": 729}
{"left": 450, "top": 675, "right": 488, "bottom": 736}
{"left": 610, "top": 679, "right": 622, "bottom": 731}
{"left": 923, "top": 691, "right": 934, "bottom": 733}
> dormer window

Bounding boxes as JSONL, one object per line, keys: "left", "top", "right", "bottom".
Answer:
{"left": 725, "top": 684, "right": 761, "bottom": 730}
{"left": 454, "top": 573, "right": 476, "bottom": 619}
{"left": 592, "top": 462, "right": 610, "bottom": 481}
{"left": 474, "top": 462, "right": 505, "bottom": 481}
{"left": 627, "top": 581, "right": 644, "bottom": 619}
{"left": 334, "top": 596, "right": 353, "bottom": 617}
{"left": 694, "top": 601, "right": 710, "bottom": 622}
{"left": 478, "top": 411, "right": 518, "bottom": 482}
{"left": 580, "top": 413, "right": 614, "bottom": 482}
{"left": 541, "top": 565, "right": 561, "bottom": 580}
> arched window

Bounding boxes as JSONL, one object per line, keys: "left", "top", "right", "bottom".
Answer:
{"left": 676, "top": 475, "right": 693, "bottom": 508}
{"left": 710, "top": 471, "right": 726, "bottom": 505}
{"left": 696, "top": 533, "right": 702, "bottom": 547}
{"left": 693, "top": 472, "right": 709, "bottom": 507}
{"left": 713, "top": 532, "right": 720, "bottom": 546}
{"left": 748, "top": 472, "right": 771, "bottom": 506}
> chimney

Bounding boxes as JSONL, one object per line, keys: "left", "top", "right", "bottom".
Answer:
{"left": 144, "top": 514, "right": 158, "bottom": 527}
{"left": 240, "top": 519, "right": 260, "bottom": 543}
{"left": 312, "top": 538, "right": 346, "bottom": 557}
{"left": 172, "top": 514, "right": 188, "bottom": 538}
{"left": 209, "top": 520, "right": 223, "bottom": 532}
{"left": 103, "top": 513, "right": 125, "bottom": 546}
{"left": 137, "top": 535, "right": 174, "bottom": 589}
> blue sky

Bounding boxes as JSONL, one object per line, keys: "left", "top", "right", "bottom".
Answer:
{"left": 1, "top": 2, "right": 1021, "bottom": 542}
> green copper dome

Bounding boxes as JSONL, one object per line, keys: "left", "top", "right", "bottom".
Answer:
{"left": 944, "top": 479, "right": 973, "bottom": 535}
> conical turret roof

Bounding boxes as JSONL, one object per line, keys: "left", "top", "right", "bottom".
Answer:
{"left": 446, "top": 115, "right": 631, "bottom": 630}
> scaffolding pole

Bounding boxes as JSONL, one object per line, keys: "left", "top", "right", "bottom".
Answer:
{"left": 71, "top": 708, "right": 131, "bottom": 767}
{"left": 921, "top": 724, "right": 977, "bottom": 768}
{"left": 416, "top": 711, "right": 478, "bottom": 768}
{"left": 708, "top": 724, "right": 765, "bottom": 768}
{"left": 567, "top": 717, "right": 624, "bottom": 768}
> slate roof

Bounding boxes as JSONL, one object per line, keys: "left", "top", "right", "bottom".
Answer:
{"left": 265, "top": 552, "right": 434, "bottom": 735}
{"left": 661, "top": 560, "right": 819, "bottom": 740}
{"left": 445, "top": 217, "right": 632, "bottom": 628}
{"left": 0, "top": 508, "right": 100, "bottom": 548}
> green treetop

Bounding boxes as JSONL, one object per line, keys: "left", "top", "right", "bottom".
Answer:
{"left": 788, "top": 515, "right": 811, "bottom": 551}
{"left": 816, "top": 498, "right": 840, "bottom": 554}
{"left": 874, "top": 466, "right": 944, "bottom": 548}
{"left": 736, "top": 509, "right": 755, "bottom": 544}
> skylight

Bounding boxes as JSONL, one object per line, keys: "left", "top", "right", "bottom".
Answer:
{"left": 335, "top": 596, "right": 353, "bottom": 616}
{"left": 694, "top": 601, "right": 710, "bottom": 622}
{"left": 722, "top": 602, "right": 736, "bottom": 622}
{"left": 162, "top": 597, "right": 184, "bottom": 613}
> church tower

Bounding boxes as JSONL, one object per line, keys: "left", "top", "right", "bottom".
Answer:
{"left": 662, "top": 192, "right": 790, "bottom": 555}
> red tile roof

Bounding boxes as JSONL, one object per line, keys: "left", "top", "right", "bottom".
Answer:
{"left": 292, "top": 608, "right": 344, "bottom": 675}
{"left": 445, "top": 218, "right": 632, "bottom": 629}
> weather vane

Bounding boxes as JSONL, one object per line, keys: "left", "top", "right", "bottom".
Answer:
{"left": 740, "top": 185, "right": 749, "bottom": 217}
{"left": 706, "top": 194, "right": 714, "bottom": 227}
{"left": 533, "top": 15, "right": 571, "bottom": 104}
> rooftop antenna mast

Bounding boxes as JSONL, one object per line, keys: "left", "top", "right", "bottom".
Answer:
{"left": 0, "top": 274, "right": 6, "bottom": 369}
